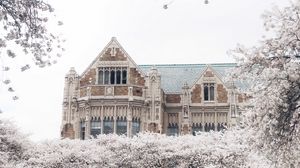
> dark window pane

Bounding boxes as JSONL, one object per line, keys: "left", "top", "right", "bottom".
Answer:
{"left": 217, "top": 123, "right": 221, "bottom": 131}
{"left": 167, "top": 125, "right": 178, "bottom": 136}
{"left": 122, "top": 70, "right": 127, "bottom": 84}
{"left": 204, "top": 86, "right": 209, "bottom": 101}
{"left": 116, "top": 71, "right": 121, "bottom": 84}
{"left": 110, "top": 70, "right": 115, "bottom": 84}
{"left": 116, "top": 119, "right": 127, "bottom": 135}
{"left": 192, "top": 123, "right": 202, "bottom": 133}
{"left": 132, "top": 120, "right": 140, "bottom": 135}
{"left": 90, "top": 120, "right": 101, "bottom": 138}
{"left": 103, "top": 118, "right": 113, "bottom": 134}
{"left": 80, "top": 121, "right": 85, "bottom": 140}
{"left": 210, "top": 85, "right": 214, "bottom": 101}
{"left": 211, "top": 123, "right": 215, "bottom": 131}
{"left": 104, "top": 71, "right": 109, "bottom": 84}
{"left": 204, "top": 123, "right": 208, "bottom": 132}
{"left": 98, "top": 71, "right": 103, "bottom": 84}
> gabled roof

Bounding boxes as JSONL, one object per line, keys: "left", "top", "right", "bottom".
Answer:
{"left": 139, "top": 63, "right": 237, "bottom": 93}
{"left": 80, "top": 37, "right": 145, "bottom": 77}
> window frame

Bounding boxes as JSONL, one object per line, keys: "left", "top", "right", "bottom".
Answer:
{"left": 90, "top": 118, "right": 101, "bottom": 138}
{"left": 97, "top": 67, "right": 127, "bottom": 85}
{"left": 203, "top": 83, "right": 215, "bottom": 102}
{"left": 80, "top": 121, "right": 85, "bottom": 140}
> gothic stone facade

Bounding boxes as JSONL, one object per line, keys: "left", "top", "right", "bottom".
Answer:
{"left": 61, "top": 37, "right": 247, "bottom": 139}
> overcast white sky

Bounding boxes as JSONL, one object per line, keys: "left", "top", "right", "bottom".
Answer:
{"left": 0, "top": 0, "right": 290, "bottom": 141}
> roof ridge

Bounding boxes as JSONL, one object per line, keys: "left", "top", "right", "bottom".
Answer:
{"left": 138, "top": 63, "right": 236, "bottom": 67}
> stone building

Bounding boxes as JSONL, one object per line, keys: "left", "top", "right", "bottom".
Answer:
{"left": 61, "top": 37, "right": 247, "bottom": 139}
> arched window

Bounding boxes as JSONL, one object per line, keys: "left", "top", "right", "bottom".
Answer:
{"left": 98, "top": 70, "right": 103, "bottom": 84}
{"left": 90, "top": 118, "right": 101, "bottom": 138}
{"left": 204, "top": 83, "right": 215, "bottom": 101}
{"left": 103, "top": 117, "right": 113, "bottom": 134}
{"left": 217, "top": 123, "right": 221, "bottom": 131}
{"left": 204, "top": 123, "right": 208, "bottom": 132}
{"left": 192, "top": 123, "right": 202, "bottom": 134}
{"left": 122, "top": 70, "right": 127, "bottom": 84}
{"left": 132, "top": 118, "right": 140, "bottom": 135}
{"left": 104, "top": 70, "right": 109, "bottom": 84}
{"left": 110, "top": 70, "right": 115, "bottom": 84}
{"left": 116, "top": 117, "right": 127, "bottom": 135}
{"left": 116, "top": 70, "right": 121, "bottom": 84}
{"left": 204, "top": 85, "right": 209, "bottom": 101}
{"left": 210, "top": 85, "right": 214, "bottom": 101}
{"left": 211, "top": 123, "right": 215, "bottom": 131}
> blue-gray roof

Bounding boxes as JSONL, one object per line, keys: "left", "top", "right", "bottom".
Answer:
{"left": 139, "top": 63, "right": 238, "bottom": 93}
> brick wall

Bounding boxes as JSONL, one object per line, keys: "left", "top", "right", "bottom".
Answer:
{"left": 166, "top": 94, "right": 181, "bottom": 103}
{"left": 191, "top": 84, "right": 201, "bottom": 103}
{"left": 133, "top": 86, "right": 143, "bottom": 97}
{"left": 100, "top": 48, "right": 127, "bottom": 61}
{"left": 61, "top": 123, "right": 75, "bottom": 139}
{"left": 115, "top": 86, "right": 128, "bottom": 96}
{"left": 80, "top": 68, "right": 96, "bottom": 87}
{"left": 91, "top": 86, "right": 105, "bottom": 96}
{"left": 204, "top": 71, "right": 214, "bottom": 77}
{"left": 129, "top": 68, "right": 145, "bottom": 86}
{"left": 217, "top": 84, "right": 228, "bottom": 103}
{"left": 80, "top": 87, "right": 87, "bottom": 97}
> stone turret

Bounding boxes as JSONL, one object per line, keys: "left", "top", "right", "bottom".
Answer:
{"left": 228, "top": 80, "right": 238, "bottom": 127}
{"left": 61, "top": 67, "right": 79, "bottom": 139}
{"left": 145, "top": 66, "right": 163, "bottom": 133}
{"left": 181, "top": 82, "right": 191, "bottom": 135}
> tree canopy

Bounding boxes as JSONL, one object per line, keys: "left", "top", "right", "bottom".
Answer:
{"left": 0, "top": 0, "right": 64, "bottom": 99}
{"left": 230, "top": 0, "right": 300, "bottom": 166}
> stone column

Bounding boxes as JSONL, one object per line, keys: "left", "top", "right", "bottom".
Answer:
{"left": 214, "top": 112, "right": 217, "bottom": 131}
{"left": 114, "top": 117, "right": 117, "bottom": 134}
{"left": 85, "top": 116, "right": 90, "bottom": 139}
{"left": 127, "top": 120, "right": 132, "bottom": 137}
{"left": 113, "top": 105, "right": 117, "bottom": 134}
{"left": 74, "top": 118, "right": 80, "bottom": 139}
{"left": 127, "top": 105, "right": 132, "bottom": 137}
{"left": 100, "top": 106, "right": 104, "bottom": 134}
{"left": 202, "top": 111, "right": 205, "bottom": 131}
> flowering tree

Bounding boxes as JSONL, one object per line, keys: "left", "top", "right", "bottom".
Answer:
{"left": 16, "top": 132, "right": 253, "bottom": 168}
{"left": 0, "top": 118, "right": 30, "bottom": 167}
{"left": 0, "top": 0, "right": 63, "bottom": 99}
{"left": 230, "top": 0, "right": 300, "bottom": 167}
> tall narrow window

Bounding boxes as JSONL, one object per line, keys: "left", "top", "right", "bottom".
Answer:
{"left": 204, "top": 85, "right": 209, "bottom": 101}
{"left": 98, "top": 70, "right": 103, "bottom": 84}
{"left": 116, "top": 70, "right": 121, "bottom": 84}
{"left": 210, "top": 85, "right": 214, "bottom": 101}
{"left": 90, "top": 118, "right": 101, "bottom": 138}
{"left": 204, "top": 83, "right": 215, "bottom": 101}
{"left": 122, "top": 70, "right": 127, "bottom": 84}
{"left": 103, "top": 117, "right": 113, "bottom": 134}
{"left": 80, "top": 121, "right": 85, "bottom": 140}
{"left": 104, "top": 71, "right": 109, "bottom": 84}
{"left": 204, "top": 123, "right": 208, "bottom": 132}
{"left": 116, "top": 117, "right": 127, "bottom": 135}
{"left": 132, "top": 118, "right": 140, "bottom": 135}
{"left": 110, "top": 70, "right": 115, "bottom": 84}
